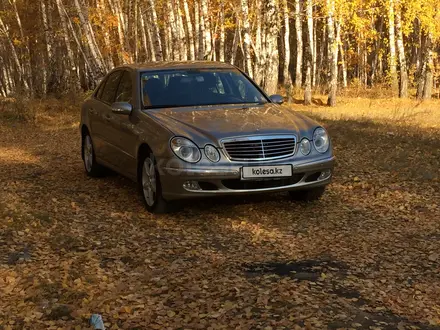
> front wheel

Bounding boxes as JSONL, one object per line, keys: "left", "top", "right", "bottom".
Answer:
{"left": 288, "top": 186, "right": 326, "bottom": 202}
{"left": 139, "top": 154, "right": 175, "bottom": 214}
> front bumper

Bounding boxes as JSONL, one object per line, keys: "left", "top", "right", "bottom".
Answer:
{"left": 159, "top": 156, "right": 335, "bottom": 200}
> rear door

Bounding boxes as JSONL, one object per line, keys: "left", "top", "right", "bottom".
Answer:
{"left": 91, "top": 70, "right": 123, "bottom": 163}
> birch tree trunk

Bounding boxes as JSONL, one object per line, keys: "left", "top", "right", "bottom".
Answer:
{"left": 336, "top": 22, "right": 347, "bottom": 88}
{"left": 166, "top": 0, "right": 179, "bottom": 60}
{"left": 73, "top": 0, "right": 105, "bottom": 78}
{"left": 40, "top": 0, "right": 52, "bottom": 95}
{"left": 327, "top": 0, "right": 338, "bottom": 106}
{"left": 197, "top": 1, "right": 205, "bottom": 59}
{"left": 294, "top": 0, "right": 303, "bottom": 88}
{"left": 281, "top": 0, "right": 292, "bottom": 91}
{"left": 147, "top": 0, "right": 163, "bottom": 61}
{"left": 219, "top": 1, "right": 225, "bottom": 62}
{"left": 395, "top": 6, "right": 408, "bottom": 98}
{"left": 230, "top": 21, "right": 239, "bottom": 65}
{"left": 0, "top": 18, "right": 27, "bottom": 93}
{"left": 97, "top": 0, "right": 114, "bottom": 69}
{"left": 183, "top": 0, "right": 195, "bottom": 60}
{"left": 139, "top": 7, "right": 150, "bottom": 61}
{"left": 108, "top": 0, "right": 126, "bottom": 63}
{"left": 54, "top": 0, "right": 80, "bottom": 90}
{"left": 263, "top": 0, "right": 280, "bottom": 95}
{"left": 253, "top": 0, "right": 264, "bottom": 85}
{"left": 194, "top": 1, "right": 200, "bottom": 58}
{"left": 241, "top": 0, "right": 253, "bottom": 77}
{"left": 176, "top": 0, "right": 187, "bottom": 60}
{"left": 304, "top": 0, "right": 313, "bottom": 104}
{"left": 423, "top": 34, "right": 434, "bottom": 100}
{"left": 201, "top": 0, "right": 212, "bottom": 59}
{"left": 11, "top": 0, "right": 33, "bottom": 95}
{"left": 388, "top": 0, "right": 399, "bottom": 96}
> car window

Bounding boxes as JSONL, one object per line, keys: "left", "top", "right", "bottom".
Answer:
{"left": 115, "top": 71, "right": 132, "bottom": 103}
{"left": 101, "top": 71, "right": 123, "bottom": 104}
{"left": 95, "top": 78, "right": 107, "bottom": 100}
{"left": 141, "top": 69, "right": 268, "bottom": 108}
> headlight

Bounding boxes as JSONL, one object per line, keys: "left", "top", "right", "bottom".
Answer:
{"left": 299, "top": 138, "right": 311, "bottom": 155}
{"left": 170, "top": 137, "right": 201, "bottom": 163}
{"left": 204, "top": 144, "right": 220, "bottom": 162}
{"left": 313, "top": 127, "right": 330, "bottom": 153}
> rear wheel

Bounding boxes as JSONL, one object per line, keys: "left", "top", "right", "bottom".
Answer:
{"left": 289, "top": 186, "right": 326, "bottom": 202}
{"left": 139, "top": 153, "right": 175, "bottom": 214}
{"left": 82, "top": 133, "right": 106, "bottom": 177}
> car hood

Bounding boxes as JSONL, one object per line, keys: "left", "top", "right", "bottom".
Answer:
{"left": 146, "top": 103, "right": 320, "bottom": 146}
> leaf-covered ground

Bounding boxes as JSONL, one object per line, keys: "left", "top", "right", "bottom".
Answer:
{"left": 1, "top": 104, "right": 439, "bottom": 329}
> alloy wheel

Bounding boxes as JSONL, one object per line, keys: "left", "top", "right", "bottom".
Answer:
{"left": 142, "top": 157, "right": 157, "bottom": 206}
{"left": 84, "top": 135, "right": 94, "bottom": 173}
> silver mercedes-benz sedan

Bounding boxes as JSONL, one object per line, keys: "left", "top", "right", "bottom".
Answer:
{"left": 80, "top": 61, "right": 335, "bottom": 213}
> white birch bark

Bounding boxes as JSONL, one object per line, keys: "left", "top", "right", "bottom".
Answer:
{"left": 336, "top": 21, "right": 347, "bottom": 88}
{"left": 107, "top": 0, "right": 126, "bottom": 63}
{"left": 166, "top": 0, "right": 180, "bottom": 60}
{"left": 73, "top": 0, "right": 105, "bottom": 76}
{"left": 326, "top": 0, "right": 338, "bottom": 106}
{"left": 253, "top": 0, "right": 263, "bottom": 85}
{"left": 40, "top": 0, "right": 52, "bottom": 95}
{"left": 176, "top": 0, "right": 187, "bottom": 60}
{"left": 139, "top": 6, "right": 150, "bottom": 61}
{"left": 263, "top": 0, "right": 280, "bottom": 95}
{"left": 200, "top": 0, "right": 212, "bottom": 59}
{"left": 97, "top": 0, "right": 114, "bottom": 69}
{"left": 0, "top": 16, "right": 29, "bottom": 91}
{"left": 395, "top": 6, "right": 408, "bottom": 98}
{"left": 219, "top": 1, "right": 225, "bottom": 62}
{"left": 388, "top": 0, "right": 398, "bottom": 96}
{"left": 304, "top": 0, "right": 313, "bottom": 105}
{"left": 241, "top": 0, "right": 253, "bottom": 77}
{"left": 147, "top": 0, "right": 163, "bottom": 61}
{"left": 294, "top": 0, "right": 303, "bottom": 88}
{"left": 11, "top": 0, "right": 33, "bottom": 95}
{"left": 183, "top": 0, "right": 195, "bottom": 60}
{"left": 230, "top": 21, "right": 239, "bottom": 65}
{"left": 198, "top": 0, "right": 205, "bottom": 59}
{"left": 194, "top": 1, "right": 200, "bottom": 58}
{"left": 281, "top": 0, "right": 292, "bottom": 89}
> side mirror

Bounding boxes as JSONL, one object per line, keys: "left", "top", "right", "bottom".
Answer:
{"left": 111, "top": 102, "right": 133, "bottom": 115}
{"left": 269, "top": 94, "right": 284, "bottom": 105}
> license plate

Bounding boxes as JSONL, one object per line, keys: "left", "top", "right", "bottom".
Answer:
{"left": 241, "top": 165, "right": 292, "bottom": 180}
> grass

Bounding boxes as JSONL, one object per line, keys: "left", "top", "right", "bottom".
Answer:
{"left": 0, "top": 95, "right": 439, "bottom": 329}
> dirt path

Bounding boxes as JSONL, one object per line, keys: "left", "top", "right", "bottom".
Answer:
{"left": 1, "top": 115, "right": 439, "bottom": 329}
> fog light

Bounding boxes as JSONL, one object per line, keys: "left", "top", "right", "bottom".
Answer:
{"left": 183, "top": 181, "right": 201, "bottom": 191}
{"left": 318, "top": 169, "right": 332, "bottom": 180}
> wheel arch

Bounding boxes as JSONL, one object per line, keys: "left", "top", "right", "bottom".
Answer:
{"left": 137, "top": 143, "right": 153, "bottom": 182}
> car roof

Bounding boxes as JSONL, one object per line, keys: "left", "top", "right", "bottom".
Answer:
{"left": 120, "top": 61, "right": 237, "bottom": 72}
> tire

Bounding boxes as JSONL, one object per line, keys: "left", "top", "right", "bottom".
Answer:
{"left": 289, "top": 186, "right": 326, "bottom": 202}
{"left": 82, "top": 133, "right": 106, "bottom": 177}
{"left": 138, "top": 153, "right": 175, "bottom": 214}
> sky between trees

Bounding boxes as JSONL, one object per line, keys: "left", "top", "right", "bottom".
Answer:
{"left": 0, "top": 0, "right": 439, "bottom": 105}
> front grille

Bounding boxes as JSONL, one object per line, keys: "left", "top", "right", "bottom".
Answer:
{"left": 222, "top": 135, "right": 297, "bottom": 161}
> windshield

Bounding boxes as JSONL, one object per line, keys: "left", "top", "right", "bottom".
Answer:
{"left": 141, "top": 69, "right": 269, "bottom": 108}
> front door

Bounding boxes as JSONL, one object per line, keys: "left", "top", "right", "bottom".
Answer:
{"left": 111, "top": 70, "right": 138, "bottom": 176}
{"left": 92, "top": 70, "right": 123, "bottom": 164}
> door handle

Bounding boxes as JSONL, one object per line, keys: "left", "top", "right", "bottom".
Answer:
{"left": 104, "top": 114, "right": 111, "bottom": 121}
{"left": 89, "top": 108, "right": 97, "bottom": 115}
